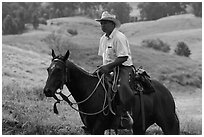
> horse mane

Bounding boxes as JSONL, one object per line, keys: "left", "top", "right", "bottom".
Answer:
{"left": 65, "top": 59, "right": 96, "bottom": 78}
{"left": 53, "top": 54, "right": 97, "bottom": 78}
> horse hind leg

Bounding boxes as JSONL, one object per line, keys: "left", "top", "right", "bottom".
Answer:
{"left": 156, "top": 113, "right": 180, "bottom": 135}
{"left": 132, "top": 125, "right": 145, "bottom": 135}
{"left": 132, "top": 118, "right": 146, "bottom": 135}
{"left": 167, "top": 113, "right": 180, "bottom": 135}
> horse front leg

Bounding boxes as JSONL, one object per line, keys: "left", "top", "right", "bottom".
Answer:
{"left": 92, "top": 119, "right": 106, "bottom": 135}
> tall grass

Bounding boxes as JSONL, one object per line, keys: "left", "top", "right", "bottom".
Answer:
{"left": 2, "top": 79, "right": 202, "bottom": 134}
{"left": 180, "top": 117, "right": 202, "bottom": 135}
{"left": 158, "top": 67, "right": 202, "bottom": 88}
{"left": 3, "top": 82, "right": 48, "bottom": 134}
{"left": 2, "top": 81, "right": 85, "bottom": 135}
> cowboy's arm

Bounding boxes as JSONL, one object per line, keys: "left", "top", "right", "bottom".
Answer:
{"left": 99, "top": 56, "right": 128, "bottom": 74}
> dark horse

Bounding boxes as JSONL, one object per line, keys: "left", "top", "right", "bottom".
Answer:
{"left": 43, "top": 49, "right": 180, "bottom": 135}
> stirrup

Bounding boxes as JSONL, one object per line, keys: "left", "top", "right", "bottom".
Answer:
{"left": 120, "top": 111, "right": 133, "bottom": 129}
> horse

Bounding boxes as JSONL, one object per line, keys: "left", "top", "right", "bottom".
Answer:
{"left": 43, "top": 49, "right": 180, "bottom": 135}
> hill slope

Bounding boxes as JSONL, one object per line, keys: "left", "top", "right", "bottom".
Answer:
{"left": 121, "top": 14, "right": 202, "bottom": 63}
{"left": 121, "top": 14, "right": 201, "bottom": 37}
{"left": 2, "top": 13, "right": 202, "bottom": 91}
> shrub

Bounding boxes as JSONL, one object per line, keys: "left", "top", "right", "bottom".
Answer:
{"left": 141, "top": 39, "right": 170, "bottom": 53}
{"left": 67, "top": 29, "right": 78, "bottom": 36}
{"left": 43, "top": 32, "right": 78, "bottom": 54}
{"left": 43, "top": 32, "right": 62, "bottom": 53}
{"left": 174, "top": 42, "right": 191, "bottom": 57}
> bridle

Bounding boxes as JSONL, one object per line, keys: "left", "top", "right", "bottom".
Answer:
{"left": 50, "top": 58, "right": 112, "bottom": 116}
{"left": 53, "top": 58, "right": 69, "bottom": 90}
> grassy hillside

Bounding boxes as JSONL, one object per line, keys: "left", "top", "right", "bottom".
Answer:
{"left": 122, "top": 14, "right": 201, "bottom": 36}
{"left": 121, "top": 14, "right": 202, "bottom": 63}
{"left": 2, "top": 14, "right": 202, "bottom": 135}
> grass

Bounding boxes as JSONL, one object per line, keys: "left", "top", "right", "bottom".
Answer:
{"left": 2, "top": 43, "right": 201, "bottom": 134}
{"left": 2, "top": 81, "right": 83, "bottom": 135}
{"left": 2, "top": 82, "right": 201, "bottom": 135}
{"left": 180, "top": 118, "right": 202, "bottom": 135}
{"left": 2, "top": 14, "right": 202, "bottom": 135}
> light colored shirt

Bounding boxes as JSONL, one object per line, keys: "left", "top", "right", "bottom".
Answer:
{"left": 98, "top": 28, "right": 133, "bottom": 66}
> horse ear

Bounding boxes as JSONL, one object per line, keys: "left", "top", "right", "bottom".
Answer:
{"left": 52, "top": 49, "right": 56, "bottom": 58}
{"left": 63, "top": 50, "right": 70, "bottom": 61}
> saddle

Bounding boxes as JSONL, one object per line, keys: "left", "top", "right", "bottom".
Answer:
{"left": 105, "top": 66, "right": 155, "bottom": 98}
{"left": 102, "top": 66, "right": 154, "bottom": 112}
{"left": 129, "top": 66, "right": 155, "bottom": 94}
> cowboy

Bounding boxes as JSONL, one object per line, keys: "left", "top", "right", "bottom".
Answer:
{"left": 95, "top": 11, "right": 134, "bottom": 129}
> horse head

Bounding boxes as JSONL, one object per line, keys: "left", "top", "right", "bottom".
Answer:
{"left": 44, "top": 49, "right": 70, "bottom": 97}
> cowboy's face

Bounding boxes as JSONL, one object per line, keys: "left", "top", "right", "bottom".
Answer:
{"left": 100, "top": 20, "right": 115, "bottom": 34}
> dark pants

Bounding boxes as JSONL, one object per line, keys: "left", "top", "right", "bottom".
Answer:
{"left": 117, "top": 65, "right": 134, "bottom": 110}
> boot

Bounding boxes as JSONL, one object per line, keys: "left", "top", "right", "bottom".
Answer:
{"left": 120, "top": 111, "right": 133, "bottom": 129}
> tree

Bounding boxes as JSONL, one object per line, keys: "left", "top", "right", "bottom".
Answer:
{"left": 3, "top": 15, "right": 13, "bottom": 34}
{"left": 2, "top": 2, "right": 43, "bottom": 33}
{"left": 32, "top": 14, "right": 39, "bottom": 29}
{"left": 2, "top": 3, "right": 12, "bottom": 20}
{"left": 3, "top": 15, "right": 18, "bottom": 35}
{"left": 164, "top": 2, "right": 184, "bottom": 15}
{"left": 55, "top": 9, "right": 62, "bottom": 18}
{"left": 191, "top": 2, "right": 202, "bottom": 17}
{"left": 49, "top": 2, "right": 79, "bottom": 17}
{"left": 106, "top": 2, "right": 132, "bottom": 24}
{"left": 79, "top": 2, "right": 104, "bottom": 18}
{"left": 138, "top": 2, "right": 186, "bottom": 21}
{"left": 14, "top": 17, "right": 24, "bottom": 33}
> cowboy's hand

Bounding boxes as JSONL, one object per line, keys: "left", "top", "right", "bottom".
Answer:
{"left": 98, "top": 65, "right": 110, "bottom": 74}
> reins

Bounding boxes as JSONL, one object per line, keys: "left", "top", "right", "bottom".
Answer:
{"left": 51, "top": 60, "right": 107, "bottom": 115}
{"left": 52, "top": 58, "right": 119, "bottom": 116}
{"left": 54, "top": 73, "right": 110, "bottom": 115}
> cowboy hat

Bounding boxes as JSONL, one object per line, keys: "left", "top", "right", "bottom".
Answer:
{"left": 95, "top": 11, "right": 121, "bottom": 28}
